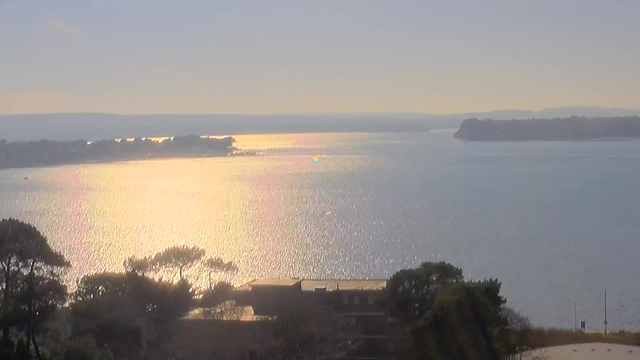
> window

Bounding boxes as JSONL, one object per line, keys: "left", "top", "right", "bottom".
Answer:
{"left": 342, "top": 294, "right": 349, "bottom": 304}
{"left": 353, "top": 295, "right": 360, "bottom": 304}
{"left": 368, "top": 295, "right": 374, "bottom": 304}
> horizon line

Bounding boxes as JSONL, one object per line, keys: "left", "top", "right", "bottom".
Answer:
{"left": 2, "top": 105, "right": 640, "bottom": 117}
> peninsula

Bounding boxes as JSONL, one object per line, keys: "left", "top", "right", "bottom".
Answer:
{"left": 0, "top": 135, "right": 235, "bottom": 170}
{"left": 454, "top": 116, "right": 640, "bottom": 141}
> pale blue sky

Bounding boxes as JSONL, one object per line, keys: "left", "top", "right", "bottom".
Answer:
{"left": 1, "top": 1, "right": 638, "bottom": 114}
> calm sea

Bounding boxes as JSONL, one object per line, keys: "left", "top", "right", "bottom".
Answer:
{"left": 1, "top": 131, "right": 640, "bottom": 330}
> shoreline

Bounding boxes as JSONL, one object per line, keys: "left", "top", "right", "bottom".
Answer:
{"left": 0, "top": 150, "right": 256, "bottom": 172}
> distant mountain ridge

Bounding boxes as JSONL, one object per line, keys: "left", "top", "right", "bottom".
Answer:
{"left": 1, "top": 106, "right": 638, "bottom": 141}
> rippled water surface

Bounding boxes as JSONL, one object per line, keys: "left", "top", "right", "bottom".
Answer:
{"left": 2, "top": 132, "right": 640, "bottom": 330}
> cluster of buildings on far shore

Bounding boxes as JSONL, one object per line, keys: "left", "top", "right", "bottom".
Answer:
{"left": 179, "top": 278, "right": 399, "bottom": 360}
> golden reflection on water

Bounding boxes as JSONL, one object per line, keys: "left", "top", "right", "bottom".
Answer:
{"left": 232, "top": 132, "right": 376, "bottom": 150}
{"left": 31, "top": 133, "right": 375, "bottom": 288}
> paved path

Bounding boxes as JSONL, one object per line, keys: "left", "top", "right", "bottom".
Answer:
{"left": 523, "top": 343, "right": 639, "bottom": 360}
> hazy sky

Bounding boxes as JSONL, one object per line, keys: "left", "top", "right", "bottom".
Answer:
{"left": 1, "top": 1, "right": 639, "bottom": 114}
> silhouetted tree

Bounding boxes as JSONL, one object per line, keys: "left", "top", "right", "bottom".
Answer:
{"left": 151, "top": 245, "right": 205, "bottom": 281}
{"left": 70, "top": 270, "right": 193, "bottom": 360}
{"left": 18, "top": 230, "right": 69, "bottom": 357}
{"left": 123, "top": 256, "right": 151, "bottom": 277}
{"left": 199, "top": 282, "right": 234, "bottom": 307}
{"left": 0, "top": 219, "right": 35, "bottom": 338}
{"left": 0, "top": 218, "right": 69, "bottom": 359}
{"left": 204, "top": 257, "right": 237, "bottom": 289}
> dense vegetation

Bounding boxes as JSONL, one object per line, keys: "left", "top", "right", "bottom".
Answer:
{"left": 454, "top": 116, "right": 640, "bottom": 141}
{"left": 0, "top": 219, "right": 238, "bottom": 360}
{"left": 1, "top": 219, "right": 635, "bottom": 360}
{"left": 0, "top": 135, "right": 235, "bottom": 170}
{"left": 386, "top": 262, "right": 526, "bottom": 360}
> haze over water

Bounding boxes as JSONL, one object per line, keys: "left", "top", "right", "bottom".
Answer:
{"left": 1, "top": 132, "right": 640, "bottom": 330}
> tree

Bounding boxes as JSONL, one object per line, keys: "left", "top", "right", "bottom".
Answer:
{"left": 123, "top": 256, "right": 151, "bottom": 277}
{"left": 386, "top": 262, "right": 507, "bottom": 360}
{"left": 19, "top": 232, "right": 70, "bottom": 358}
{"left": 17, "top": 275, "right": 68, "bottom": 359}
{"left": 70, "top": 271, "right": 194, "bottom": 360}
{"left": 0, "top": 219, "right": 37, "bottom": 338}
{"left": 150, "top": 245, "right": 205, "bottom": 281}
{"left": 429, "top": 282, "right": 506, "bottom": 360}
{"left": 386, "top": 261, "right": 463, "bottom": 324}
{"left": 499, "top": 307, "right": 532, "bottom": 360}
{"left": 203, "top": 257, "right": 237, "bottom": 289}
{"left": 199, "top": 282, "right": 234, "bottom": 307}
{"left": 71, "top": 273, "right": 148, "bottom": 359}
{"left": 0, "top": 218, "right": 69, "bottom": 359}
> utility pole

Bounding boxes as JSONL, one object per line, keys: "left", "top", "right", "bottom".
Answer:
{"left": 574, "top": 301, "right": 577, "bottom": 332}
{"left": 604, "top": 289, "right": 608, "bottom": 335}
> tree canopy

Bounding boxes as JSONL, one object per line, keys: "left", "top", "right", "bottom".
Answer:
{"left": 0, "top": 218, "right": 70, "bottom": 359}
{"left": 0, "top": 135, "right": 235, "bottom": 170}
{"left": 150, "top": 245, "right": 205, "bottom": 281}
{"left": 204, "top": 257, "right": 237, "bottom": 289}
{"left": 386, "top": 262, "right": 508, "bottom": 360}
{"left": 454, "top": 116, "right": 640, "bottom": 141}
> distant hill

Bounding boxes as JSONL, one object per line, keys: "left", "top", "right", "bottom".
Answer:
{"left": 0, "top": 113, "right": 431, "bottom": 141}
{"left": 422, "top": 107, "right": 640, "bottom": 129}
{"left": 454, "top": 116, "right": 640, "bottom": 141}
{"left": 1, "top": 107, "right": 638, "bottom": 141}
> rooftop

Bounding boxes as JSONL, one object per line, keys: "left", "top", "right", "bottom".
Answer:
{"left": 235, "top": 278, "right": 387, "bottom": 292}
{"left": 302, "top": 279, "right": 387, "bottom": 291}
{"left": 247, "top": 278, "right": 302, "bottom": 287}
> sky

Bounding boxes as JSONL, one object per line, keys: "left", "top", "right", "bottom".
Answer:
{"left": 1, "top": 0, "right": 639, "bottom": 115}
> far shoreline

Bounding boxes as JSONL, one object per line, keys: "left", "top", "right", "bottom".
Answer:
{"left": 1, "top": 130, "right": 432, "bottom": 172}
{"left": 0, "top": 151, "right": 260, "bottom": 172}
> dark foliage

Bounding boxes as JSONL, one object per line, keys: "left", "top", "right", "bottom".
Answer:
{"left": 199, "top": 282, "right": 234, "bottom": 307}
{"left": 53, "top": 336, "right": 114, "bottom": 360}
{"left": 0, "top": 218, "right": 70, "bottom": 359}
{"left": 0, "top": 135, "right": 235, "bottom": 170}
{"left": 15, "top": 337, "right": 32, "bottom": 360}
{"left": 150, "top": 245, "right": 205, "bottom": 281}
{"left": 386, "top": 262, "right": 508, "bottom": 360}
{"left": 70, "top": 272, "right": 193, "bottom": 360}
{"left": 454, "top": 116, "right": 640, "bottom": 141}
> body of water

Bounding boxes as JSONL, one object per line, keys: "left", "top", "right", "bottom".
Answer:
{"left": 1, "top": 131, "right": 639, "bottom": 330}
